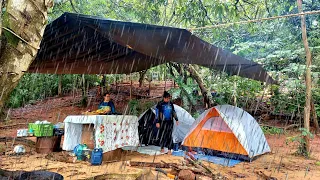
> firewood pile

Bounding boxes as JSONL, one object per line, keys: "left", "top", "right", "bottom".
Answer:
{"left": 126, "top": 152, "right": 228, "bottom": 180}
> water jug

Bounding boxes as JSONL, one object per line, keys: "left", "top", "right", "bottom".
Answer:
{"left": 91, "top": 148, "right": 103, "bottom": 165}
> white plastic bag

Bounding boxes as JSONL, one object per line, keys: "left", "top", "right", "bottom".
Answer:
{"left": 14, "top": 145, "right": 26, "bottom": 154}
{"left": 17, "top": 129, "right": 28, "bottom": 137}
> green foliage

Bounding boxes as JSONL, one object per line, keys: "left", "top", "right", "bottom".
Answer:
{"left": 6, "top": 0, "right": 320, "bottom": 123}
{"left": 192, "top": 112, "right": 200, "bottom": 119}
{"left": 7, "top": 74, "right": 99, "bottom": 108}
{"left": 2, "top": 12, "right": 19, "bottom": 46}
{"left": 128, "top": 99, "right": 139, "bottom": 116}
{"left": 261, "top": 126, "right": 284, "bottom": 135}
{"left": 127, "top": 99, "right": 156, "bottom": 116}
{"left": 201, "top": 69, "right": 263, "bottom": 108}
{"left": 141, "top": 101, "right": 156, "bottom": 112}
{"left": 286, "top": 128, "right": 314, "bottom": 157}
{"left": 168, "top": 75, "right": 201, "bottom": 110}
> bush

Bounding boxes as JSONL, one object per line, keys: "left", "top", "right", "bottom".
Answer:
{"left": 128, "top": 99, "right": 139, "bottom": 116}
{"left": 286, "top": 128, "right": 314, "bottom": 157}
{"left": 7, "top": 74, "right": 100, "bottom": 108}
{"left": 261, "top": 126, "right": 284, "bottom": 135}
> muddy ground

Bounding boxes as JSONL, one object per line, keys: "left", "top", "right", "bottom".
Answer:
{"left": 1, "top": 82, "right": 320, "bottom": 179}
{"left": 1, "top": 134, "right": 320, "bottom": 179}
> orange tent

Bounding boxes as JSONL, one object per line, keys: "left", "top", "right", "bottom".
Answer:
{"left": 182, "top": 105, "right": 270, "bottom": 159}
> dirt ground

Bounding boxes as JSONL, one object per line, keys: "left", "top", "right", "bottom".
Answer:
{"left": 1, "top": 83, "right": 320, "bottom": 179}
{"left": 1, "top": 134, "right": 320, "bottom": 180}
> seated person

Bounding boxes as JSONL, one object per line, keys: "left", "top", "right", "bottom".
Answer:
{"left": 211, "top": 89, "right": 218, "bottom": 98}
{"left": 98, "top": 92, "right": 116, "bottom": 115}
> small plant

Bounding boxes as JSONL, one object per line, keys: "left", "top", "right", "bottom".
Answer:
{"left": 261, "top": 126, "right": 284, "bottom": 135}
{"left": 192, "top": 112, "right": 200, "bottom": 119}
{"left": 0, "top": 144, "right": 6, "bottom": 154}
{"left": 139, "top": 101, "right": 155, "bottom": 113}
{"left": 286, "top": 128, "right": 314, "bottom": 157}
{"left": 128, "top": 99, "right": 139, "bottom": 116}
{"left": 80, "top": 96, "right": 88, "bottom": 107}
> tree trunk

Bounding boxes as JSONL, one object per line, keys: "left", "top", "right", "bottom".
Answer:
{"left": 232, "top": 81, "right": 237, "bottom": 106}
{"left": 82, "top": 74, "right": 86, "bottom": 97}
{"left": 130, "top": 75, "right": 132, "bottom": 100}
{"left": 0, "top": 0, "right": 53, "bottom": 113}
{"left": 101, "top": 75, "right": 106, "bottom": 95}
{"left": 138, "top": 70, "right": 147, "bottom": 87}
{"left": 185, "top": 64, "right": 214, "bottom": 108}
{"left": 58, "top": 75, "right": 62, "bottom": 96}
{"left": 0, "top": 0, "right": 2, "bottom": 35}
{"left": 168, "top": 64, "right": 193, "bottom": 107}
{"left": 311, "top": 99, "right": 319, "bottom": 134}
{"left": 115, "top": 75, "right": 118, "bottom": 92}
{"left": 164, "top": 69, "right": 167, "bottom": 91}
{"left": 182, "top": 64, "right": 188, "bottom": 84}
{"left": 297, "top": 0, "right": 311, "bottom": 155}
{"left": 148, "top": 80, "right": 151, "bottom": 96}
{"left": 0, "top": 0, "right": 2, "bottom": 36}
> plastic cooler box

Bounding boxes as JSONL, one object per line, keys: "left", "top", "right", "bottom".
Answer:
{"left": 28, "top": 123, "right": 54, "bottom": 137}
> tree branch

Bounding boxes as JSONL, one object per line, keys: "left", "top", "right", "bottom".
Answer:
{"left": 138, "top": 70, "right": 147, "bottom": 87}
{"left": 198, "top": 0, "right": 215, "bottom": 25}
{"left": 69, "top": 0, "right": 79, "bottom": 13}
{"left": 234, "top": 0, "right": 240, "bottom": 15}
{"left": 167, "top": 0, "right": 176, "bottom": 24}
{"left": 255, "top": 6, "right": 260, "bottom": 19}
{"left": 238, "top": 1, "right": 252, "bottom": 20}
{"left": 185, "top": 64, "right": 214, "bottom": 108}
{"left": 242, "top": 0, "right": 254, "bottom": 6}
{"left": 264, "top": 0, "right": 272, "bottom": 17}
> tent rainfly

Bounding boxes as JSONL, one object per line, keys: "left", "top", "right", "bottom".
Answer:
{"left": 28, "top": 13, "right": 275, "bottom": 84}
{"left": 138, "top": 104, "right": 195, "bottom": 146}
{"left": 182, "top": 105, "right": 271, "bottom": 160}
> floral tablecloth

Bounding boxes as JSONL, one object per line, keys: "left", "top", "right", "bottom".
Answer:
{"left": 63, "top": 115, "right": 139, "bottom": 152}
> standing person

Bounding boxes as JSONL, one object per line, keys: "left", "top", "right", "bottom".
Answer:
{"left": 156, "top": 91, "right": 179, "bottom": 154}
{"left": 98, "top": 92, "right": 116, "bottom": 115}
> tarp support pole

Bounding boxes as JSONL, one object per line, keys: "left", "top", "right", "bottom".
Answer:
{"left": 115, "top": 75, "right": 118, "bottom": 92}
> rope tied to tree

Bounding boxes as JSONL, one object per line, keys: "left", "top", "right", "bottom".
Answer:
{"left": 188, "top": 10, "right": 320, "bottom": 31}
{"left": 1, "top": 27, "right": 40, "bottom": 50}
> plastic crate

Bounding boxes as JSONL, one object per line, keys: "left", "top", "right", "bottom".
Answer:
{"left": 28, "top": 123, "right": 54, "bottom": 137}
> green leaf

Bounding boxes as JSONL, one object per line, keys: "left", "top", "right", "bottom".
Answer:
{"left": 289, "top": 5, "right": 294, "bottom": 12}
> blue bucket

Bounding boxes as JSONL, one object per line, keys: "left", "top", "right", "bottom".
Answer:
{"left": 173, "top": 143, "right": 179, "bottom": 151}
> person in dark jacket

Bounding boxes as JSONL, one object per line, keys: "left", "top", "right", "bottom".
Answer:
{"left": 98, "top": 92, "right": 116, "bottom": 115}
{"left": 156, "top": 91, "right": 179, "bottom": 154}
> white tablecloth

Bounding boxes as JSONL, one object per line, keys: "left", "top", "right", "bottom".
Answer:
{"left": 63, "top": 115, "right": 139, "bottom": 152}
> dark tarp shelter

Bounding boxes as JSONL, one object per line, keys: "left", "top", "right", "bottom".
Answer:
{"left": 138, "top": 104, "right": 195, "bottom": 147}
{"left": 28, "top": 13, "right": 275, "bottom": 84}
